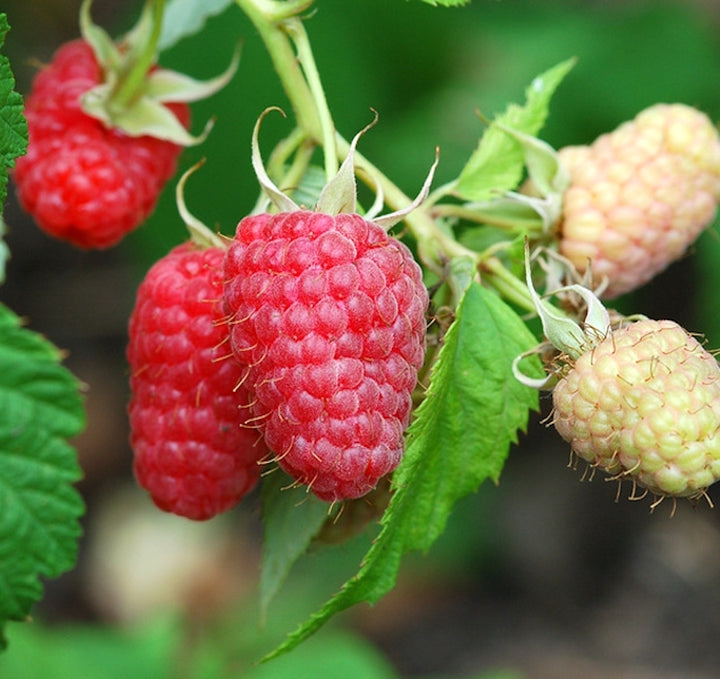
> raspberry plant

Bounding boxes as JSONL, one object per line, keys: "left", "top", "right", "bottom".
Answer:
{"left": 2, "top": 0, "right": 720, "bottom": 671}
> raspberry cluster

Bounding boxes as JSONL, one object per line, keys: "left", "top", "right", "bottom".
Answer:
{"left": 128, "top": 210, "right": 429, "bottom": 516}
{"left": 14, "top": 40, "right": 188, "bottom": 249}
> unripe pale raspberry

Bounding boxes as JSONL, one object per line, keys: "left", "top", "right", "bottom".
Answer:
{"left": 552, "top": 318, "right": 720, "bottom": 500}
{"left": 558, "top": 103, "right": 720, "bottom": 298}
{"left": 223, "top": 210, "right": 428, "bottom": 502}
{"left": 128, "top": 243, "right": 266, "bottom": 520}
{"left": 14, "top": 40, "right": 189, "bottom": 249}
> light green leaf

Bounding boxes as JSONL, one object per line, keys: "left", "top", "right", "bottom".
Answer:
{"left": 455, "top": 58, "right": 575, "bottom": 201}
{"left": 262, "top": 281, "right": 542, "bottom": 661}
{"left": 289, "top": 165, "right": 327, "bottom": 208}
{"left": 0, "top": 303, "right": 85, "bottom": 646}
{"left": 159, "top": 0, "right": 236, "bottom": 52}
{"left": 260, "top": 470, "right": 330, "bottom": 618}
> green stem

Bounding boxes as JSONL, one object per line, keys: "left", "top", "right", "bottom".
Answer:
{"left": 265, "top": 126, "right": 308, "bottom": 178}
{"left": 280, "top": 141, "right": 316, "bottom": 197}
{"left": 285, "top": 18, "right": 338, "bottom": 180}
{"left": 252, "top": 138, "right": 315, "bottom": 214}
{"left": 239, "top": 0, "right": 315, "bottom": 22}
{"left": 233, "top": 0, "right": 550, "bottom": 320}
{"left": 480, "top": 255, "right": 568, "bottom": 319}
{"left": 431, "top": 203, "right": 545, "bottom": 233}
{"left": 424, "top": 180, "right": 457, "bottom": 209}
{"left": 235, "top": 0, "right": 322, "bottom": 141}
{"left": 480, "top": 257, "right": 537, "bottom": 313}
{"left": 112, "top": 0, "right": 165, "bottom": 109}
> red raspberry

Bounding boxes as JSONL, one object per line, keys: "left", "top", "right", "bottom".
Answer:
{"left": 223, "top": 210, "right": 428, "bottom": 502}
{"left": 128, "top": 243, "right": 266, "bottom": 520}
{"left": 14, "top": 40, "right": 189, "bottom": 249}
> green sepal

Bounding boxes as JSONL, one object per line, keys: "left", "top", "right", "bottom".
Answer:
{"left": 82, "top": 84, "right": 213, "bottom": 145}
{"left": 315, "top": 117, "right": 373, "bottom": 216}
{"left": 79, "top": 0, "right": 237, "bottom": 145}
{"left": 143, "top": 46, "right": 241, "bottom": 103}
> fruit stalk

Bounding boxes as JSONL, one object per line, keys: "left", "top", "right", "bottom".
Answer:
{"left": 234, "top": 0, "right": 322, "bottom": 140}
{"left": 109, "top": 0, "right": 165, "bottom": 111}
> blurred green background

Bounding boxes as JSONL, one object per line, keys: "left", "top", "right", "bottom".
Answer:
{"left": 2, "top": 1, "right": 720, "bottom": 678}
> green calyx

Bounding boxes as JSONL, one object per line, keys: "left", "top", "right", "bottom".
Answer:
{"left": 175, "top": 160, "right": 225, "bottom": 250}
{"left": 251, "top": 107, "right": 439, "bottom": 226}
{"left": 512, "top": 239, "right": 612, "bottom": 389}
{"left": 79, "top": 0, "right": 239, "bottom": 145}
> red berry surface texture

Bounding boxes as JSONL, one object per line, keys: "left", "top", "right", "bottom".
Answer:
{"left": 128, "top": 243, "right": 265, "bottom": 520}
{"left": 223, "top": 210, "right": 429, "bottom": 502}
{"left": 14, "top": 40, "right": 189, "bottom": 249}
{"left": 552, "top": 319, "right": 720, "bottom": 499}
{"left": 558, "top": 103, "right": 720, "bottom": 298}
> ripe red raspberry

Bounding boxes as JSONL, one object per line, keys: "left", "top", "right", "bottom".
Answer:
{"left": 14, "top": 40, "right": 189, "bottom": 249}
{"left": 223, "top": 210, "right": 428, "bottom": 502}
{"left": 128, "top": 243, "right": 266, "bottom": 520}
{"left": 558, "top": 103, "right": 720, "bottom": 298}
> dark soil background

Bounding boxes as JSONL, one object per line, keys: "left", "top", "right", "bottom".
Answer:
{"left": 3, "top": 1, "right": 720, "bottom": 677}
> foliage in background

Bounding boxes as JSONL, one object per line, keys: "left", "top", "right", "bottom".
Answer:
{"left": 0, "top": 14, "right": 85, "bottom": 649}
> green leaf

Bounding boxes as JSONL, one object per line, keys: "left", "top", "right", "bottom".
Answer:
{"left": 159, "top": 0, "right": 236, "bottom": 52}
{"left": 247, "top": 630, "right": 400, "bottom": 679}
{"left": 0, "top": 303, "right": 85, "bottom": 646}
{"left": 262, "top": 281, "right": 541, "bottom": 661}
{"left": 455, "top": 58, "right": 575, "bottom": 201}
{"left": 260, "top": 469, "right": 330, "bottom": 618}
{"left": 0, "top": 615, "right": 179, "bottom": 679}
{"left": 0, "top": 14, "right": 28, "bottom": 284}
{"left": 289, "top": 165, "right": 327, "bottom": 209}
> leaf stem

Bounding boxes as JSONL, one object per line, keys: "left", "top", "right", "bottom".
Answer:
{"left": 479, "top": 254, "right": 568, "bottom": 319}
{"left": 431, "top": 203, "right": 545, "bottom": 233}
{"left": 265, "top": 125, "right": 308, "bottom": 178}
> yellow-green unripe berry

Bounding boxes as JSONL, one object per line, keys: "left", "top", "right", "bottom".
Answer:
{"left": 552, "top": 319, "right": 720, "bottom": 501}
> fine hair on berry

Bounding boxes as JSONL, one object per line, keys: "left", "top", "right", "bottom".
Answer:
{"left": 223, "top": 210, "right": 429, "bottom": 502}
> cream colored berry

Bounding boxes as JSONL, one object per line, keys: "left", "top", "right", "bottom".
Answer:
{"left": 559, "top": 104, "right": 720, "bottom": 298}
{"left": 552, "top": 319, "right": 720, "bottom": 501}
